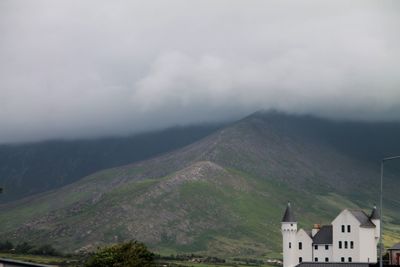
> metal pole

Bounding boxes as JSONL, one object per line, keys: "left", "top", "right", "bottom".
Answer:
{"left": 380, "top": 155, "right": 400, "bottom": 267}
{"left": 380, "top": 160, "right": 384, "bottom": 267}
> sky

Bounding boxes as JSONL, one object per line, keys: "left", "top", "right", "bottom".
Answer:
{"left": 1, "top": 0, "right": 400, "bottom": 144}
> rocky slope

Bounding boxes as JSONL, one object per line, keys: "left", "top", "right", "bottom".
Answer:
{"left": 0, "top": 112, "right": 399, "bottom": 257}
{"left": 0, "top": 124, "right": 221, "bottom": 202}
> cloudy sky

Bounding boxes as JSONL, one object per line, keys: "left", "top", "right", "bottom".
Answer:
{"left": 1, "top": 0, "right": 399, "bottom": 143}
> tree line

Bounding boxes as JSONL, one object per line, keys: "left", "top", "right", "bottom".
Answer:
{"left": 0, "top": 240, "right": 60, "bottom": 256}
{"left": 0, "top": 240, "right": 155, "bottom": 266}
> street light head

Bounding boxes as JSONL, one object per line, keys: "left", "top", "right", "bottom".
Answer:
{"left": 383, "top": 155, "right": 400, "bottom": 162}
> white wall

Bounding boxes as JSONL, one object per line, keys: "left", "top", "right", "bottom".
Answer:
{"left": 282, "top": 209, "right": 379, "bottom": 265}
{"left": 313, "top": 244, "right": 333, "bottom": 262}
{"left": 297, "top": 229, "right": 313, "bottom": 263}
{"left": 282, "top": 222, "right": 298, "bottom": 267}
{"left": 332, "top": 210, "right": 360, "bottom": 263}
{"left": 359, "top": 227, "right": 377, "bottom": 263}
{"left": 371, "top": 218, "right": 380, "bottom": 246}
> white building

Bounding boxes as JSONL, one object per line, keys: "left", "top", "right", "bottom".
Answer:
{"left": 281, "top": 203, "right": 380, "bottom": 267}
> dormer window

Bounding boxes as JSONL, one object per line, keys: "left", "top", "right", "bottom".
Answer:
{"left": 299, "top": 242, "right": 302, "bottom": 250}
{"left": 341, "top": 225, "right": 345, "bottom": 232}
{"left": 347, "top": 225, "right": 351, "bottom": 232}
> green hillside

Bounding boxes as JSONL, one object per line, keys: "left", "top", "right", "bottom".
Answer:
{"left": 0, "top": 112, "right": 399, "bottom": 258}
{"left": 0, "top": 124, "right": 222, "bottom": 202}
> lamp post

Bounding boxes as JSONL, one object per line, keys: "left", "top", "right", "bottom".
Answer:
{"left": 380, "top": 155, "right": 400, "bottom": 267}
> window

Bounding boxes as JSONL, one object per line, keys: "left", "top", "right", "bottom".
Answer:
{"left": 341, "top": 225, "right": 345, "bottom": 232}
{"left": 339, "top": 241, "right": 342, "bottom": 249}
{"left": 348, "top": 225, "right": 351, "bottom": 232}
{"left": 344, "top": 241, "right": 348, "bottom": 249}
{"left": 299, "top": 257, "right": 303, "bottom": 263}
{"left": 314, "top": 245, "right": 318, "bottom": 250}
{"left": 325, "top": 245, "right": 329, "bottom": 250}
{"left": 289, "top": 242, "right": 291, "bottom": 249}
{"left": 299, "top": 242, "right": 302, "bottom": 250}
{"left": 315, "top": 258, "right": 318, "bottom": 262}
{"left": 325, "top": 258, "right": 329, "bottom": 262}
{"left": 348, "top": 257, "right": 352, "bottom": 262}
{"left": 291, "top": 223, "right": 293, "bottom": 226}
{"left": 341, "top": 257, "right": 345, "bottom": 262}
{"left": 350, "top": 241, "right": 354, "bottom": 249}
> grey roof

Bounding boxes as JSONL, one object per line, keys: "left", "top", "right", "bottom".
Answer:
{"left": 349, "top": 210, "right": 376, "bottom": 228}
{"left": 369, "top": 206, "right": 380, "bottom": 220}
{"left": 296, "top": 263, "right": 370, "bottom": 267}
{"left": 388, "top": 243, "right": 400, "bottom": 250}
{"left": 282, "top": 202, "right": 296, "bottom": 222}
{"left": 313, "top": 225, "right": 333, "bottom": 244}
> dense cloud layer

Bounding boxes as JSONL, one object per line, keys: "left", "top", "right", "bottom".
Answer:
{"left": 1, "top": 0, "right": 399, "bottom": 143}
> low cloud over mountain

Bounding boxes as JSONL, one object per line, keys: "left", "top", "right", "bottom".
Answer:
{"left": 1, "top": 0, "right": 400, "bottom": 143}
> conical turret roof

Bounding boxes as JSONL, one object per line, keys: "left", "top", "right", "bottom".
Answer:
{"left": 370, "top": 205, "right": 380, "bottom": 220}
{"left": 282, "top": 202, "right": 296, "bottom": 222}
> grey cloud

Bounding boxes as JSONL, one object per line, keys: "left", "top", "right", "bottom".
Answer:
{"left": 0, "top": 0, "right": 399, "bottom": 143}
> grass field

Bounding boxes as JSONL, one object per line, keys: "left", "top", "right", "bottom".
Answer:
{"left": 160, "top": 261, "right": 276, "bottom": 267}
{"left": 0, "top": 252, "right": 278, "bottom": 267}
{"left": 0, "top": 252, "right": 81, "bottom": 266}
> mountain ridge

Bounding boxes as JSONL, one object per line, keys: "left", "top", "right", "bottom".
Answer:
{"left": 0, "top": 124, "right": 223, "bottom": 202}
{"left": 0, "top": 111, "right": 399, "bottom": 257}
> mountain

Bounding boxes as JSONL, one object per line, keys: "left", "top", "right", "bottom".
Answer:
{"left": 0, "top": 124, "right": 222, "bottom": 202}
{"left": 0, "top": 112, "right": 399, "bottom": 258}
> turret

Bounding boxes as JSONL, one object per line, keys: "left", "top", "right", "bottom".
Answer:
{"left": 370, "top": 205, "right": 380, "bottom": 243}
{"left": 281, "top": 202, "right": 297, "bottom": 267}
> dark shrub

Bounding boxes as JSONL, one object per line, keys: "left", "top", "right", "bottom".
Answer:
{"left": 15, "top": 242, "right": 34, "bottom": 254}
{"left": 0, "top": 240, "right": 13, "bottom": 251}
{"left": 85, "top": 241, "right": 154, "bottom": 267}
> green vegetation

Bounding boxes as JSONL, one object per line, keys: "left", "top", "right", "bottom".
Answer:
{"left": 0, "top": 240, "right": 60, "bottom": 256}
{"left": 0, "top": 252, "right": 73, "bottom": 265}
{"left": 0, "top": 124, "right": 222, "bottom": 202}
{"left": 85, "top": 241, "right": 154, "bottom": 267}
{"left": 1, "top": 112, "right": 400, "bottom": 257}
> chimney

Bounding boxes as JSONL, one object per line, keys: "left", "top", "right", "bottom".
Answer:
{"left": 312, "top": 224, "right": 321, "bottom": 237}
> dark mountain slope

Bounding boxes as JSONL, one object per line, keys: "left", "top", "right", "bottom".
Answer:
{"left": 0, "top": 112, "right": 399, "bottom": 257}
{"left": 0, "top": 124, "right": 222, "bottom": 202}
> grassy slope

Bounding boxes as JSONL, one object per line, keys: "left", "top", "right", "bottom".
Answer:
{"left": 0, "top": 253, "right": 78, "bottom": 266}
{"left": 0, "top": 124, "right": 222, "bottom": 203}
{"left": 0, "top": 112, "right": 400, "bottom": 258}
{"left": 0, "top": 161, "right": 390, "bottom": 258}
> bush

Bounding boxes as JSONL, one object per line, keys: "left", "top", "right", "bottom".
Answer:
{"left": 0, "top": 240, "right": 13, "bottom": 251}
{"left": 14, "top": 242, "right": 34, "bottom": 254}
{"left": 31, "top": 244, "right": 60, "bottom": 256}
{"left": 85, "top": 241, "right": 154, "bottom": 267}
